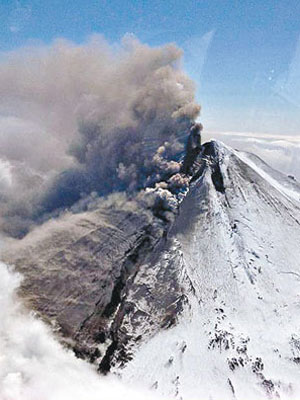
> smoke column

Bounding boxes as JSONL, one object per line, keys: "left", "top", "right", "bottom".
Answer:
{"left": 0, "top": 35, "right": 200, "bottom": 237}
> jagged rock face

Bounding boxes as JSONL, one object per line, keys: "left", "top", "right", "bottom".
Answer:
{"left": 4, "top": 141, "right": 300, "bottom": 399}
{"left": 120, "top": 141, "right": 300, "bottom": 399}
{"left": 2, "top": 203, "right": 170, "bottom": 360}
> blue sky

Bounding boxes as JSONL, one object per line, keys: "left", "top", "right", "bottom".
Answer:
{"left": 0, "top": 0, "right": 300, "bottom": 135}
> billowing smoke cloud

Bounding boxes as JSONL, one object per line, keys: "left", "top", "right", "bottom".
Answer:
{"left": 0, "top": 262, "right": 160, "bottom": 400}
{"left": 0, "top": 35, "right": 200, "bottom": 237}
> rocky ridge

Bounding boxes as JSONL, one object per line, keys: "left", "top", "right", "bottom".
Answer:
{"left": 3, "top": 140, "right": 300, "bottom": 399}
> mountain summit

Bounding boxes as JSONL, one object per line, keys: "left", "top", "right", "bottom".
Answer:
{"left": 4, "top": 141, "right": 300, "bottom": 399}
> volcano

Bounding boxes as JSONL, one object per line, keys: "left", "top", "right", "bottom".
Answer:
{"left": 4, "top": 140, "right": 300, "bottom": 400}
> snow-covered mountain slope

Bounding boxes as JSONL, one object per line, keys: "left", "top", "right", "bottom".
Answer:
{"left": 120, "top": 141, "right": 300, "bottom": 400}
{"left": 3, "top": 140, "right": 300, "bottom": 399}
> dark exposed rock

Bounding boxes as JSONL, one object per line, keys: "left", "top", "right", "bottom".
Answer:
{"left": 181, "top": 123, "right": 202, "bottom": 175}
{"left": 2, "top": 200, "right": 174, "bottom": 363}
{"left": 252, "top": 357, "right": 264, "bottom": 373}
{"left": 2, "top": 182, "right": 187, "bottom": 371}
{"left": 209, "top": 330, "right": 234, "bottom": 351}
{"left": 3, "top": 139, "right": 300, "bottom": 399}
{"left": 228, "top": 378, "right": 235, "bottom": 395}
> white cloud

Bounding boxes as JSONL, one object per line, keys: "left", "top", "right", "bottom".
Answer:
{"left": 204, "top": 130, "right": 300, "bottom": 180}
{"left": 0, "top": 262, "right": 159, "bottom": 400}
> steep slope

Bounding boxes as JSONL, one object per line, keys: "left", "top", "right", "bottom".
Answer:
{"left": 1, "top": 200, "right": 170, "bottom": 362}
{"left": 120, "top": 141, "right": 300, "bottom": 399}
{"left": 3, "top": 140, "right": 300, "bottom": 399}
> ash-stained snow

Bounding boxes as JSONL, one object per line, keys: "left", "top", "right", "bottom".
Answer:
{"left": 3, "top": 139, "right": 300, "bottom": 399}
{"left": 0, "top": 263, "right": 161, "bottom": 400}
{"left": 120, "top": 141, "right": 300, "bottom": 400}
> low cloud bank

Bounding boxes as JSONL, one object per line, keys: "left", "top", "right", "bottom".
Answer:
{"left": 204, "top": 131, "right": 300, "bottom": 181}
{"left": 0, "top": 262, "right": 160, "bottom": 400}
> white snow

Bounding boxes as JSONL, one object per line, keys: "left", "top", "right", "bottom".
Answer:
{"left": 235, "top": 150, "right": 300, "bottom": 204}
{"left": 121, "top": 142, "right": 300, "bottom": 400}
{"left": 2, "top": 140, "right": 300, "bottom": 400}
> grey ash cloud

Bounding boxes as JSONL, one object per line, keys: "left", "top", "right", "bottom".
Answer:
{"left": 0, "top": 35, "right": 200, "bottom": 237}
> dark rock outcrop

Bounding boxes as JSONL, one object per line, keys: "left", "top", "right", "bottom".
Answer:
{"left": 4, "top": 140, "right": 300, "bottom": 400}
{"left": 2, "top": 193, "right": 185, "bottom": 368}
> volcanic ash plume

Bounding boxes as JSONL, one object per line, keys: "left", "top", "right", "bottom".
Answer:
{"left": 0, "top": 35, "right": 200, "bottom": 237}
